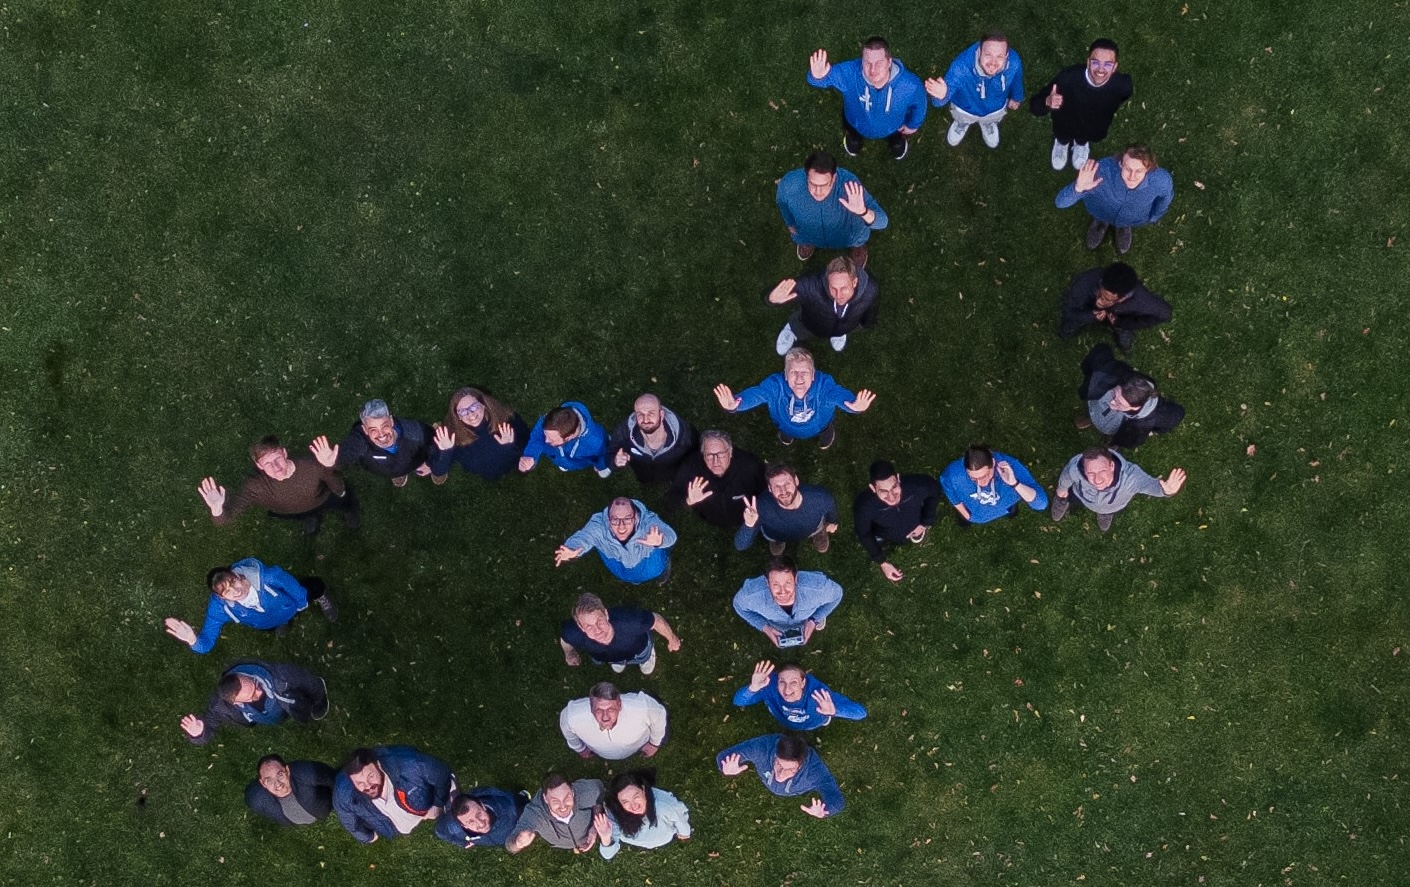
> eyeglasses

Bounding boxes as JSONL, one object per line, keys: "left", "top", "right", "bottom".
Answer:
{"left": 1089, "top": 59, "right": 1117, "bottom": 71}
{"left": 455, "top": 402, "right": 485, "bottom": 418}
{"left": 608, "top": 516, "right": 636, "bottom": 527}
{"left": 703, "top": 450, "right": 730, "bottom": 461}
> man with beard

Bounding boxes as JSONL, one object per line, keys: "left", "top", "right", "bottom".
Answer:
{"left": 608, "top": 393, "right": 698, "bottom": 485}
{"left": 735, "top": 463, "right": 839, "bottom": 555}
{"left": 732, "top": 556, "right": 843, "bottom": 649}
{"left": 333, "top": 746, "right": 456, "bottom": 844}
{"left": 1059, "top": 261, "right": 1171, "bottom": 353}
{"left": 310, "top": 399, "right": 440, "bottom": 488}
{"left": 178, "top": 659, "right": 329, "bottom": 745}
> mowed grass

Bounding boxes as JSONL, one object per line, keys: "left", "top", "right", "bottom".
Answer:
{"left": 1, "top": 1, "right": 1408, "bottom": 885}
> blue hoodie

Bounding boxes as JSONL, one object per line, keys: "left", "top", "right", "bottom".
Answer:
{"left": 190, "top": 558, "right": 309, "bottom": 654}
{"left": 731, "top": 371, "right": 858, "bottom": 440}
{"left": 808, "top": 58, "right": 927, "bottom": 138}
{"left": 776, "top": 167, "right": 887, "bottom": 249}
{"left": 434, "top": 786, "right": 524, "bottom": 849}
{"left": 564, "top": 499, "right": 678, "bottom": 583}
{"left": 716, "top": 734, "right": 845, "bottom": 816}
{"left": 932, "top": 41, "right": 1025, "bottom": 117}
{"left": 733, "top": 671, "right": 868, "bottom": 731}
{"left": 522, "top": 401, "right": 610, "bottom": 471}
{"left": 1055, "top": 154, "right": 1175, "bottom": 227}
{"left": 939, "top": 452, "right": 1049, "bottom": 524}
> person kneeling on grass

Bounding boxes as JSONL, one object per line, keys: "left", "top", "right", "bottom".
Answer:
{"left": 178, "top": 659, "right": 329, "bottom": 745}
{"left": 595, "top": 770, "right": 691, "bottom": 859}
{"left": 717, "top": 733, "right": 845, "bottom": 818}
{"left": 246, "top": 755, "right": 337, "bottom": 828}
{"left": 164, "top": 558, "right": 335, "bottom": 654}
{"left": 1051, "top": 446, "right": 1186, "bottom": 533}
{"left": 435, "top": 786, "right": 528, "bottom": 850}
{"left": 714, "top": 347, "right": 875, "bottom": 449}
{"left": 555, "top": 497, "right": 677, "bottom": 585}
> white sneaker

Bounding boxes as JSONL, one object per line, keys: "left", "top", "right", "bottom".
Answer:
{"left": 775, "top": 324, "right": 797, "bottom": 356}
{"left": 946, "top": 120, "right": 970, "bottom": 146}
{"left": 610, "top": 662, "right": 626, "bottom": 673}
{"left": 640, "top": 646, "right": 658, "bottom": 675}
{"left": 1071, "top": 142, "right": 1090, "bottom": 169}
{"left": 1051, "top": 139, "right": 1069, "bottom": 171}
{"left": 595, "top": 467, "right": 612, "bottom": 478}
{"left": 829, "top": 334, "right": 848, "bottom": 351}
{"left": 980, "top": 122, "right": 1000, "bottom": 148}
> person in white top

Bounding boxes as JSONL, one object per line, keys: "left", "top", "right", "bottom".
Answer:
{"left": 559, "top": 682, "right": 668, "bottom": 761}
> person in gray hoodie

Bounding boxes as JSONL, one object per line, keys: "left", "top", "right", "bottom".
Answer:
{"left": 507, "top": 775, "right": 605, "bottom": 854}
{"left": 555, "top": 497, "right": 678, "bottom": 584}
{"left": 1051, "top": 446, "right": 1187, "bottom": 532}
{"left": 608, "top": 394, "right": 698, "bottom": 485}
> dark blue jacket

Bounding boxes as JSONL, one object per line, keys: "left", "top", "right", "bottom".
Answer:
{"left": 245, "top": 760, "right": 337, "bottom": 827}
{"left": 433, "top": 786, "right": 524, "bottom": 849}
{"left": 333, "top": 746, "right": 456, "bottom": 844}
{"left": 335, "top": 419, "right": 434, "bottom": 478}
{"left": 189, "top": 660, "right": 328, "bottom": 745}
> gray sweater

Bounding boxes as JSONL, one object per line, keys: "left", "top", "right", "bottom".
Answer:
{"left": 516, "top": 779, "right": 604, "bottom": 851}
{"left": 1057, "top": 451, "right": 1165, "bottom": 515}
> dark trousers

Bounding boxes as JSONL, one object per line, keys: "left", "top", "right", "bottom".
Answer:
{"left": 268, "top": 488, "right": 360, "bottom": 530}
{"left": 843, "top": 117, "right": 905, "bottom": 153}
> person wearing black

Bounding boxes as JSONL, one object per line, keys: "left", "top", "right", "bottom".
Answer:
{"left": 852, "top": 460, "right": 942, "bottom": 582}
{"left": 1058, "top": 262, "right": 1171, "bottom": 353}
{"left": 177, "top": 659, "right": 329, "bottom": 745}
{"left": 1029, "top": 38, "right": 1133, "bottom": 172}
{"left": 246, "top": 755, "right": 337, "bottom": 827}
{"left": 666, "top": 430, "right": 766, "bottom": 529}
{"left": 1077, "top": 343, "right": 1185, "bottom": 448}
{"left": 767, "top": 256, "right": 880, "bottom": 355}
{"left": 608, "top": 393, "right": 698, "bottom": 485}
{"left": 309, "top": 398, "right": 439, "bottom": 487}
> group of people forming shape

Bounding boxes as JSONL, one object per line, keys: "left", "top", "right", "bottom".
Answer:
{"left": 162, "top": 28, "right": 1193, "bottom": 861}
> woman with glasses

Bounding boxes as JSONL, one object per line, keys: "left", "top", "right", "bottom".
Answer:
{"left": 430, "top": 386, "right": 530, "bottom": 482}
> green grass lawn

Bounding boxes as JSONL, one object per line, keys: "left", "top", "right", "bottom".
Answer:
{"left": 2, "top": 1, "right": 1408, "bottom": 884}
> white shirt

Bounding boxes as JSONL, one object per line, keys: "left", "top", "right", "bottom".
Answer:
{"left": 559, "top": 692, "right": 668, "bottom": 760}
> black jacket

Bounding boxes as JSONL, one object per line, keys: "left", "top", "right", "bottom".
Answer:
{"left": 245, "top": 760, "right": 337, "bottom": 827}
{"left": 190, "top": 659, "right": 329, "bottom": 745}
{"left": 1079, "top": 343, "right": 1185, "bottom": 448}
{"left": 666, "top": 447, "right": 766, "bottom": 528}
{"left": 1059, "top": 267, "right": 1171, "bottom": 339}
{"left": 779, "top": 267, "right": 879, "bottom": 339}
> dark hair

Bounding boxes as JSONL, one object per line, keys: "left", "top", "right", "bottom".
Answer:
{"left": 1080, "top": 447, "right": 1116, "bottom": 473}
{"left": 217, "top": 673, "right": 245, "bottom": 702}
{"left": 803, "top": 150, "right": 837, "bottom": 176}
{"left": 543, "top": 406, "right": 582, "bottom": 439}
{"left": 764, "top": 462, "right": 797, "bottom": 484}
{"left": 963, "top": 445, "right": 995, "bottom": 472}
{"left": 605, "top": 770, "right": 659, "bottom": 837}
{"left": 1100, "top": 262, "right": 1140, "bottom": 296}
{"left": 765, "top": 555, "right": 798, "bottom": 578}
{"left": 206, "top": 567, "right": 235, "bottom": 593}
{"left": 342, "top": 748, "right": 378, "bottom": 778}
{"left": 450, "top": 792, "right": 496, "bottom": 833}
{"left": 256, "top": 754, "right": 286, "bottom": 770}
{"left": 541, "top": 772, "right": 570, "bottom": 794}
{"left": 776, "top": 734, "right": 809, "bottom": 763}
{"left": 1122, "top": 143, "right": 1157, "bottom": 170}
{"left": 1088, "top": 37, "right": 1119, "bottom": 57}
{"left": 868, "top": 460, "right": 897, "bottom": 483}
{"left": 980, "top": 30, "right": 1009, "bottom": 47}
{"left": 860, "top": 35, "right": 890, "bottom": 55}
{"left": 249, "top": 435, "right": 283, "bottom": 464}
{"left": 1119, "top": 375, "right": 1157, "bottom": 408}
{"left": 444, "top": 386, "right": 516, "bottom": 447}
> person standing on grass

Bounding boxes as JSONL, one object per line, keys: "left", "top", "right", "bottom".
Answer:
{"left": 732, "top": 556, "right": 843, "bottom": 649}
{"left": 1059, "top": 261, "right": 1172, "bottom": 354}
{"left": 1029, "top": 38, "right": 1132, "bottom": 171}
{"left": 714, "top": 347, "right": 876, "bottom": 449}
{"left": 429, "top": 386, "right": 529, "bottom": 482}
{"left": 595, "top": 770, "right": 692, "bottom": 859}
{"left": 246, "top": 755, "right": 338, "bottom": 828}
{"left": 519, "top": 401, "right": 612, "bottom": 477}
{"left": 775, "top": 150, "right": 887, "bottom": 268}
{"left": 807, "top": 36, "right": 928, "bottom": 161}
{"left": 925, "top": 31, "right": 1026, "bottom": 149}
{"left": 199, "top": 434, "right": 359, "bottom": 535}
{"left": 310, "top": 398, "right": 441, "bottom": 488}
{"left": 1076, "top": 343, "right": 1185, "bottom": 448}
{"left": 733, "top": 661, "right": 868, "bottom": 731}
{"left": 1051, "top": 446, "right": 1187, "bottom": 532}
{"left": 178, "top": 659, "right": 329, "bottom": 745}
{"left": 1056, "top": 143, "right": 1174, "bottom": 254}
{"left": 557, "top": 497, "right": 677, "bottom": 585}
{"left": 666, "top": 430, "right": 767, "bottom": 530}
{"left": 559, "top": 682, "right": 669, "bottom": 761}
{"left": 507, "top": 775, "right": 605, "bottom": 854}
{"left": 940, "top": 444, "right": 1048, "bottom": 527}
{"left": 163, "top": 558, "right": 336, "bottom": 654}
{"left": 334, "top": 746, "right": 456, "bottom": 844}
{"left": 559, "top": 593, "right": 683, "bottom": 675}
{"left": 435, "top": 786, "right": 529, "bottom": 850}
{"left": 607, "top": 393, "right": 698, "bottom": 485}
{"left": 734, "top": 462, "right": 839, "bottom": 555}
{"left": 716, "top": 733, "right": 845, "bottom": 818}
{"left": 767, "top": 255, "right": 879, "bottom": 356}
{"left": 852, "top": 460, "right": 942, "bottom": 582}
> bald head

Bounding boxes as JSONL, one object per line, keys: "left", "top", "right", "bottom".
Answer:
{"left": 633, "top": 393, "right": 664, "bottom": 434}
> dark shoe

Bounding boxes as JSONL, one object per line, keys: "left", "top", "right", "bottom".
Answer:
{"left": 842, "top": 130, "right": 862, "bottom": 157}
{"left": 817, "top": 422, "right": 837, "bottom": 450}
{"left": 1051, "top": 497, "right": 1070, "bottom": 522}
{"left": 1114, "top": 226, "right": 1133, "bottom": 254}
{"left": 811, "top": 530, "right": 831, "bottom": 553}
{"left": 391, "top": 474, "right": 409, "bottom": 488}
{"left": 768, "top": 540, "right": 786, "bottom": 556}
{"left": 655, "top": 560, "right": 672, "bottom": 586}
{"left": 316, "top": 594, "right": 338, "bottom": 623}
{"left": 1074, "top": 408, "right": 1094, "bottom": 430}
{"left": 889, "top": 134, "right": 909, "bottom": 160}
{"left": 1097, "top": 512, "right": 1114, "bottom": 533}
{"left": 1114, "top": 328, "right": 1135, "bottom": 355}
{"left": 275, "top": 622, "right": 290, "bottom": 639}
{"left": 301, "top": 515, "right": 323, "bottom": 535}
{"left": 1085, "top": 219, "right": 1109, "bottom": 250}
{"left": 796, "top": 244, "right": 815, "bottom": 262}
{"left": 847, "top": 244, "right": 869, "bottom": 270}
{"left": 343, "top": 504, "right": 362, "bottom": 530}
{"left": 777, "top": 430, "right": 795, "bottom": 447}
